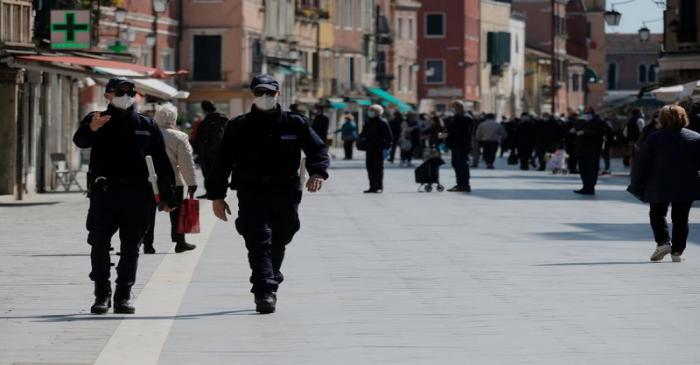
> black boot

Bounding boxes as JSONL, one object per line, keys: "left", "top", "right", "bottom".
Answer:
{"left": 143, "top": 244, "right": 155, "bottom": 254}
{"left": 254, "top": 292, "right": 277, "bottom": 314}
{"left": 90, "top": 281, "right": 111, "bottom": 314}
{"left": 113, "top": 286, "right": 135, "bottom": 314}
{"left": 174, "top": 240, "right": 196, "bottom": 253}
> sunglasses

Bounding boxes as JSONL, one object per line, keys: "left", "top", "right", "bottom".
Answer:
{"left": 253, "top": 89, "right": 278, "bottom": 97}
{"left": 109, "top": 88, "right": 137, "bottom": 97}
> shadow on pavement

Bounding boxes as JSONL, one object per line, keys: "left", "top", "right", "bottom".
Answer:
{"left": 0, "top": 201, "right": 60, "bottom": 207}
{"left": 468, "top": 188, "right": 634, "bottom": 202}
{"left": 534, "top": 261, "right": 665, "bottom": 266}
{"left": 0, "top": 309, "right": 257, "bottom": 322}
{"left": 536, "top": 222, "right": 700, "bottom": 245}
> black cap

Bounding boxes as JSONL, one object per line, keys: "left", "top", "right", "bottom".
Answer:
{"left": 250, "top": 74, "right": 279, "bottom": 91}
{"left": 105, "top": 77, "right": 135, "bottom": 91}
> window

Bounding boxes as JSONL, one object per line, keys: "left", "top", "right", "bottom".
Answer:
{"left": 193, "top": 35, "right": 222, "bottom": 81}
{"left": 397, "top": 17, "right": 403, "bottom": 40}
{"left": 607, "top": 62, "right": 617, "bottom": 90}
{"left": 251, "top": 38, "right": 263, "bottom": 74}
{"left": 425, "top": 59, "right": 445, "bottom": 84}
{"left": 1, "top": 2, "right": 32, "bottom": 44}
{"left": 572, "top": 73, "right": 580, "bottom": 91}
{"left": 638, "top": 64, "right": 647, "bottom": 84}
{"left": 408, "top": 18, "right": 414, "bottom": 40}
{"left": 140, "top": 48, "right": 152, "bottom": 67}
{"left": 334, "top": 0, "right": 341, "bottom": 26}
{"left": 679, "top": 0, "right": 697, "bottom": 43}
{"left": 344, "top": 0, "right": 353, "bottom": 29}
{"left": 648, "top": 65, "right": 659, "bottom": 83}
{"left": 425, "top": 13, "right": 445, "bottom": 38}
{"left": 346, "top": 56, "right": 354, "bottom": 88}
{"left": 397, "top": 65, "right": 403, "bottom": 91}
{"left": 312, "top": 51, "right": 319, "bottom": 80}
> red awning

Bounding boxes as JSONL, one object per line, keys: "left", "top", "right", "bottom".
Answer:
{"left": 15, "top": 55, "right": 187, "bottom": 78}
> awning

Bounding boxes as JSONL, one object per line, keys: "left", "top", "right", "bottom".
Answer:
{"left": 94, "top": 67, "right": 189, "bottom": 100}
{"left": 650, "top": 81, "right": 700, "bottom": 102}
{"left": 584, "top": 67, "right": 599, "bottom": 83}
{"left": 365, "top": 87, "right": 413, "bottom": 112}
{"left": 276, "top": 63, "right": 306, "bottom": 75}
{"left": 353, "top": 98, "right": 371, "bottom": 106}
{"left": 328, "top": 97, "right": 347, "bottom": 109}
{"left": 15, "top": 55, "right": 187, "bottom": 78}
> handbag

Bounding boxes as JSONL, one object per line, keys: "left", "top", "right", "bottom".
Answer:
{"left": 177, "top": 192, "right": 200, "bottom": 234}
{"left": 356, "top": 136, "right": 368, "bottom": 151}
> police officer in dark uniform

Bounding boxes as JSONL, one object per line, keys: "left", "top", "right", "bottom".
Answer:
{"left": 73, "top": 77, "right": 177, "bottom": 314}
{"left": 206, "top": 74, "right": 330, "bottom": 314}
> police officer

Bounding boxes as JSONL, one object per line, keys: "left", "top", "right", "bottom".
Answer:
{"left": 73, "top": 77, "right": 177, "bottom": 314}
{"left": 206, "top": 74, "right": 329, "bottom": 314}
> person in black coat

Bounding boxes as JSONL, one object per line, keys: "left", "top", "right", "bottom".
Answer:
{"left": 628, "top": 105, "right": 700, "bottom": 262}
{"left": 534, "top": 113, "right": 562, "bottom": 171}
{"left": 360, "top": 104, "right": 393, "bottom": 193}
{"left": 515, "top": 113, "right": 537, "bottom": 170}
{"left": 388, "top": 111, "right": 404, "bottom": 163}
{"left": 564, "top": 112, "right": 579, "bottom": 173}
{"left": 574, "top": 108, "right": 612, "bottom": 195}
{"left": 444, "top": 100, "right": 474, "bottom": 191}
{"left": 311, "top": 105, "right": 330, "bottom": 144}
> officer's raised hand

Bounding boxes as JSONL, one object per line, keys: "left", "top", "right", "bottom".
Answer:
{"left": 306, "top": 174, "right": 324, "bottom": 192}
{"left": 90, "top": 113, "right": 111, "bottom": 131}
{"left": 213, "top": 199, "right": 231, "bottom": 221}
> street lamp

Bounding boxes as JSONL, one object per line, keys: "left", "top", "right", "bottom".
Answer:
{"left": 146, "top": 33, "right": 157, "bottom": 47}
{"left": 115, "top": 7, "right": 127, "bottom": 24}
{"left": 639, "top": 25, "right": 651, "bottom": 42}
{"left": 369, "top": 59, "right": 378, "bottom": 69}
{"left": 411, "top": 63, "right": 420, "bottom": 72}
{"left": 322, "top": 48, "right": 332, "bottom": 58}
{"left": 125, "top": 28, "right": 136, "bottom": 42}
{"left": 604, "top": 9, "right": 622, "bottom": 26}
{"left": 289, "top": 49, "right": 300, "bottom": 60}
{"left": 153, "top": 0, "right": 168, "bottom": 13}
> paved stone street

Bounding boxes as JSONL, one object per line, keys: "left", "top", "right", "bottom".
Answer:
{"left": 2, "top": 155, "right": 700, "bottom": 364}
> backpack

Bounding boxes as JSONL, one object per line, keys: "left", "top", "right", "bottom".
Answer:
{"left": 626, "top": 118, "right": 641, "bottom": 143}
{"left": 201, "top": 113, "right": 229, "bottom": 158}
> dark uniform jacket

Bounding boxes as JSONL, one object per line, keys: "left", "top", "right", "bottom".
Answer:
{"left": 206, "top": 105, "right": 330, "bottom": 198}
{"left": 629, "top": 128, "right": 700, "bottom": 203}
{"left": 575, "top": 116, "right": 612, "bottom": 156}
{"left": 515, "top": 119, "right": 537, "bottom": 151}
{"left": 192, "top": 112, "right": 229, "bottom": 159}
{"left": 360, "top": 117, "right": 393, "bottom": 151}
{"left": 73, "top": 105, "right": 176, "bottom": 204}
{"left": 444, "top": 113, "right": 474, "bottom": 151}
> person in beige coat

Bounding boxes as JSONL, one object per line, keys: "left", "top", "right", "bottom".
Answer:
{"left": 143, "top": 103, "right": 198, "bottom": 254}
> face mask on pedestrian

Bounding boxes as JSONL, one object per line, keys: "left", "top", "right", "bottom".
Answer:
{"left": 254, "top": 95, "right": 278, "bottom": 111}
{"left": 367, "top": 111, "right": 377, "bottom": 118}
{"left": 109, "top": 88, "right": 136, "bottom": 110}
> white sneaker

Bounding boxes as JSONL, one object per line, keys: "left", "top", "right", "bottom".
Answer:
{"left": 650, "top": 244, "right": 671, "bottom": 262}
{"left": 672, "top": 253, "right": 683, "bottom": 263}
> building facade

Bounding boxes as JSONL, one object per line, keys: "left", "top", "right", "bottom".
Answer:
{"left": 416, "top": 0, "right": 480, "bottom": 112}
{"left": 606, "top": 33, "right": 662, "bottom": 104}
{"left": 479, "top": 0, "right": 525, "bottom": 118}
{"left": 659, "top": 0, "right": 700, "bottom": 83}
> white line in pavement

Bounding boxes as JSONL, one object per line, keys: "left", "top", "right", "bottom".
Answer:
{"left": 94, "top": 202, "right": 217, "bottom": 365}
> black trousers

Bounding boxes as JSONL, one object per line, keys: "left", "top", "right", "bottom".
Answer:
{"left": 366, "top": 148, "right": 385, "bottom": 191}
{"left": 577, "top": 154, "right": 600, "bottom": 192}
{"left": 535, "top": 146, "right": 548, "bottom": 170}
{"left": 450, "top": 148, "right": 471, "bottom": 188}
{"left": 481, "top": 141, "right": 499, "bottom": 167}
{"left": 388, "top": 139, "right": 399, "bottom": 162}
{"left": 86, "top": 186, "right": 151, "bottom": 288}
{"left": 235, "top": 189, "right": 301, "bottom": 294}
{"left": 518, "top": 146, "right": 534, "bottom": 170}
{"left": 566, "top": 148, "right": 578, "bottom": 173}
{"left": 343, "top": 140, "right": 354, "bottom": 160}
{"left": 601, "top": 147, "right": 611, "bottom": 171}
{"left": 650, "top": 202, "right": 693, "bottom": 254}
{"left": 144, "top": 186, "right": 185, "bottom": 246}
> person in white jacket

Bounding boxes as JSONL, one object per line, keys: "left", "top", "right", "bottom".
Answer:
{"left": 143, "top": 103, "right": 198, "bottom": 254}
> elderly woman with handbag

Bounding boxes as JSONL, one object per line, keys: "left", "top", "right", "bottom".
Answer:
{"left": 628, "top": 105, "right": 700, "bottom": 262}
{"left": 143, "top": 103, "right": 198, "bottom": 254}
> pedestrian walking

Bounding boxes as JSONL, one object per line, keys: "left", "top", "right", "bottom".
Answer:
{"left": 358, "top": 104, "right": 393, "bottom": 193}
{"left": 625, "top": 109, "right": 645, "bottom": 170}
{"left": 600, "top": 117, "right": 615, "bottom": 175}
{"left": 191, "top": 100, "right": 228, "bottom": 198}
{"left": 143, "top": 103, "right": 198, "bottom": 254}
{"left": 334, "top": 114, "right": 358, "bottom": 160}
{"left": 73, "top": 77, "right": 177, "bottom": 315}
{"left": 311, "top": 105, "right": 330, "bottom": 145}
{"left": 399, "top": 118, "right": 415, "bottom": 167}
{"left": 515, "top": 113, "right": 537, "bottom": 170}
{"left": 475, "top": 113, "right": 507, "bottom": 169}
{"left": 388, "top": 111, "right": 404, "bottom": 163}
{"left": 628, "top": 105, "right": 700, "bottom": 262}
{"left": 443, "top": 100, "right": 474, "bottom": 192}
{"left": 574, "top": 107, "right": 612, "bottom": 195}
{"left": 471, "top": 114, "right": 484, "bottom": 168}
{"left": 534, "top": 113, "right": 562, "bottom": 171}
{"left": 564, "top": 112, "right": 579, "bottom": 173}
{"left": 206, "top": 74, "right": 330, "bottom": 314}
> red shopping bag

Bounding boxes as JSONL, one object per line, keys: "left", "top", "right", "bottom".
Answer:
{"left": 177, "top": 193, "right": 200, "bottom": 234}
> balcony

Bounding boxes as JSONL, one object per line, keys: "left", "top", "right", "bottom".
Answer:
{"left": 295, "top": 6, "right": 330, "bottom": 22}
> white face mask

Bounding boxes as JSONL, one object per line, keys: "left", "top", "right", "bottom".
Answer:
{"left": 111, "top": 95, "right": 135, "bottom": 110}
{"left": 367, "top": 111, "right": 377, "bottom": 118}
{"left": 254, "top": 95, "right": 277, "bottom": 111}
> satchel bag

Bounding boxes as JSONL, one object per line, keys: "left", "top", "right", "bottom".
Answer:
{"left": 177, "top": 192, "right": 201, "bottom": 234}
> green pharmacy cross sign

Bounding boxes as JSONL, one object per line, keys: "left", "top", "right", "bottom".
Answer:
{"left": 51, "top": 10, "right": 91, "bottom": 49}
